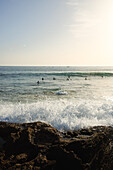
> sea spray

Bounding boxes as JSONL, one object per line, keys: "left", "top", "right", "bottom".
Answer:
{"left": 0, "top": 99, "right": 113, "bottom": 131}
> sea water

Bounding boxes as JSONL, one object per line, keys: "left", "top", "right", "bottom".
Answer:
{"left": 0, "top": 66, "right": 113, "bottom": 131}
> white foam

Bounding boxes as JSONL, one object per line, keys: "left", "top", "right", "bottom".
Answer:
{"left": 0, "top": 100, "right": 113, "bottom": 131}
{"left": 56, "top": 91, "right": 68, "bottom": 95}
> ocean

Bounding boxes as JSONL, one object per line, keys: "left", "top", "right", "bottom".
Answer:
{"left": 0, "top": 66, "right": 113, "bottom": 131}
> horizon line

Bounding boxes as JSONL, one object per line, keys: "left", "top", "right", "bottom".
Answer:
{"left": 0, "top": 65, "right": 113, "bottom": 67}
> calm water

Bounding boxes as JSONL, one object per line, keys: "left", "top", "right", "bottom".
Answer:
{"left": 0, "top": 66, "right": 113, "bottom": 130}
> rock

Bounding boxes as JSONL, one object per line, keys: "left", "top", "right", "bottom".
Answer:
{"left": 0, "top": 121, "right": 113, "bottom": 170}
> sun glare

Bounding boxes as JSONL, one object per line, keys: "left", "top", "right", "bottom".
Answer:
{"left": 108, "top": 11, "right": 113, "bottom": 38}
{"left": 106, "top": 6, "right": 113, "bottom": 55}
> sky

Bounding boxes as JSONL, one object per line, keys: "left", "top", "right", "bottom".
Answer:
{"left": 0, "top": 0, "right": 113, "bottom": 66}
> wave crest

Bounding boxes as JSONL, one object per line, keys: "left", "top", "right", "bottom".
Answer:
{"left": 0, "top": 100, "right": 113, "bottom": 131}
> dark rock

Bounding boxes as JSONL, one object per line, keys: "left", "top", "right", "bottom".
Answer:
{"left": 0, "top": 121, "right": 113, "bottom": 170}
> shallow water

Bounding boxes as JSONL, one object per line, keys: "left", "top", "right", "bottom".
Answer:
{"left": 0, "top": 66, "right": 113, "bottom": 130}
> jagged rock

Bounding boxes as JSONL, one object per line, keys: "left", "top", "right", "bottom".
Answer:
{"left": 0, "top": 121, "right": 113, "bottom": 170}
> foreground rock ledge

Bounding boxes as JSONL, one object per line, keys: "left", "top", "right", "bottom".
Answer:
{"left": 0, "top": 122, "right": 113, "bottom": 170}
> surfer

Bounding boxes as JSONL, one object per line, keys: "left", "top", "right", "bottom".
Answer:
{"left": 42, "top": 78, "right": 44, "bottom": 80}
{"left": 53, "top": 77, "right": 56, "bottom": 80}
{"left": 37, "top": 81, "right": 39, "bottom": 84}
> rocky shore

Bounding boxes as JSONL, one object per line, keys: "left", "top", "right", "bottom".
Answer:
{"left": 0, "top": 121, "right": 113, "bottom": 170}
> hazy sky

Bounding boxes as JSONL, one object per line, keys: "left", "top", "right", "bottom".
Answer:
{"left": 0, "top": 0, "right": 113, "bottom": 66}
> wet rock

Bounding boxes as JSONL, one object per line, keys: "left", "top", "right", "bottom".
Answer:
{"left": 0, "top": 121, "right": 113, "bottom": 170}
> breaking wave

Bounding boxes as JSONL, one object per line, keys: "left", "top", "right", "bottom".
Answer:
{"left": 1, "top": 72, "right": 113, "bottom": 78}
{"left": 0, "top": 100, "right": 113, "bottom": 131}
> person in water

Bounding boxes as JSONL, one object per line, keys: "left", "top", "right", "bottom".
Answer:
{"left": 37, "top": 81, "right": 40, "bottom": 84}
